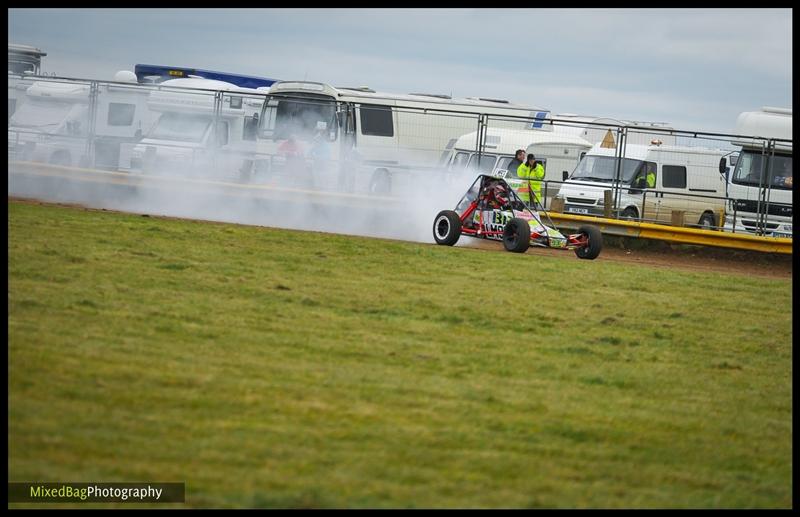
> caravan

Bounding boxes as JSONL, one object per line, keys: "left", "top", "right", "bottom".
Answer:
{"left": 555, "top": 142, "right": 728, "bottom": 228}
{"left": 441, "top": 127, "right": 593, "bottom": 208}
{"left": 256, "top": 81, "right": 550, "bottom": 193}
{"left": 8, "top": 71, "right": 157, "bottom": 169}
{"left": 723, "top": 107, "right": 792, "bottom": 238}
{"left": 126, "top": 77, "right": 267, "bottom": 177}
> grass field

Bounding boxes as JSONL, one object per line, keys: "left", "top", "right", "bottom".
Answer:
{"left": 8, "top": 200, "right": 793, "bottom": 508}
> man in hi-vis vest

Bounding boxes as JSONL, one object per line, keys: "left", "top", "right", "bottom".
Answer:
{"left": 516, "top": 153, "right": 545, "bottom": 207}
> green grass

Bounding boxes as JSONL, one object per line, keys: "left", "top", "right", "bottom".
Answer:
{"left": 8, "top": 201, "right": 792, "bottom": 508}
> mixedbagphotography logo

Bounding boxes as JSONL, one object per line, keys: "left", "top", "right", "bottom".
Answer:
{"left": 8, "top": 482, "right": 185, "bottom": 503}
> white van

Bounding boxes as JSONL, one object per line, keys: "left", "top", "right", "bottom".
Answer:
{"left": 442, "top": 127, "right": 593, "bottom": 207}
{"left": 555, "top": 142, "right": 728, "bottom": 228}
{"left": 8, "top": 71, "right": 156, "bottom": 169}
{"left": 126, "top": 77, "right": 266, "bottom": 177}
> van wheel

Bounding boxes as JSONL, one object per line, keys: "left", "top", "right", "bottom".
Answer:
{"left": 369, "top": 169, "right": 391, "bottom": 195}
{"left": 503, "top": 218, "right": 531, "bottom": 253}
{"left": 699, "top": 212, "right": 716, "bottom": 230}
{"left": 575, "top": 225, "right": 602, "bottom": 259}
{"left": 433, "top": 210, "right": 461, "bottom": 246}
{"left": 620, "top": 207, "right": 639, "bottom": 221}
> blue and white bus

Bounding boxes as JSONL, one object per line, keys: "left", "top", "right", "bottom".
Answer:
{"left": 134, "top": 64, "right": 278, "bottom": 89}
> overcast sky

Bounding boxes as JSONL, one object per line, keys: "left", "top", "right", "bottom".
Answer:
{"left": 8, "top": 8, "right": 793, "bottom": 134}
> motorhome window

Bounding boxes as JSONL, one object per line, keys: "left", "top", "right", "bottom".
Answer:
{"left": 359, "top": 104, "right": 394, "bottom": 137}
{"left": 662, "top": 165, "right": 687, "bottom": 189}
{"left": 107, "top": 103, "right": 136, "bottom": 126}
{"left": 570, "top": 155, "right": 643, "bottom": 183}
{"left": 274, "top": 98, "right": 336, "bottom": 140}
{"left": 467, "top": 153, "right": 497, "bottom": 173}
{"left": 731, "top": 151, "right": 792, "bottom": 190}
{"left": 149, "top": 112, "right": 211, "bottom": 143}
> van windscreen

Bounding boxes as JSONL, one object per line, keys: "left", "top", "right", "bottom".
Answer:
{"left": 570, "top": 155, "right": 643, "bottom": 184}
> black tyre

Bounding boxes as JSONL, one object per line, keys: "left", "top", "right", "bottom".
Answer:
{"left": 433, "top": 210, "right": 462, "bottom": 246}
{"left": 503, "top": 217, "right": 531, "bottom": 253}
{"left": 574, "top": 225, "right": 602, "bottom": 260}
{"left": 698, "top": 212, "right": 716, "bottom": 231}
{"left": 620, "top": 207, "right": 639, "bottom": 221}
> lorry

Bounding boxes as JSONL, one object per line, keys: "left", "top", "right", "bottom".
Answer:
{"left": 126, "top": 77, "right": 267, "bottom": 178}
{"left": 554, "top": 141, "right": 729, "bottom": 229}
{"left": 256, "top": 81, "right": 550, "bottom": 194}
{"left": 8, "top": 70, "right": 158, "bottom": 169}
{"left": 722, "top": 107, "right": 792, "bottom": 238}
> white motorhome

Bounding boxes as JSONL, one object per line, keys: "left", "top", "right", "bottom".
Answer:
{"left": 8, "top": 43, "right": 47, "bottom": 120}
{"left": 256, "top": 81, "right": 550, "bottom": 193}
{"left": 8, "top": 71, "right": 157, "bottom": 169}
{"left": 442, "top": 127, "right": 593, "bottom": 208}
{"left": 723, "top": 107, "right": 792, "bottom": 238}
{"left": 127, "top": 77, "right": 266, "bottom": 177}
{"left": 552, "top": 113, "right": 677, "bottom": 147}
{"left": 555, "top": 142, "right": 728, "bottom": 228}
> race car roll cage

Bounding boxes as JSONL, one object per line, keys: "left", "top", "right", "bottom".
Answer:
{"left": 454, "top": 174, "right": 590, "bottom": 249}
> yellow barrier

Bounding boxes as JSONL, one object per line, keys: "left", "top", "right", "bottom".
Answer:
{"left": 545, "top": 212, "right": 792, "bottom": 254}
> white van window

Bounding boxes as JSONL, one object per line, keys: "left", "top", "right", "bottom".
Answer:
{"left": 662, "top": 165, "right": 687, "bottom": 189}
{"left": 438, "top": 138, "right": 458, "bottom": 165}
{"left": 468, "top": 153, "right": 497, "bottom": 173}
{"left": 450, "top": 152, "right": 469, "bottom": 170}
{"left": 359, "top": 104, "right": 394, "bottom": 137}
{"left": 497, "top": 156, "right": 513, "bottom": 171}
{"left": 108, "top": 103, "right": 136, "bottom": 126}
{"left": 571, "top": 155, "right": 643, "bottom": 184}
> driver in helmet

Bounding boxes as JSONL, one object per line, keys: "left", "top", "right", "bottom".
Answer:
{"left": 484, "top": 180, "right": 511, "bottom": 209}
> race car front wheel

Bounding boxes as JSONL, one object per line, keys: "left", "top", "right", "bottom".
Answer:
{"left": 503, "top": 218, "right": 531, "bottom": 253}
{"left": 433, "top": 210, "right": 462, "bottom": 246}
{"left": 574, "top": 225, "right": 602, "bottom": 260}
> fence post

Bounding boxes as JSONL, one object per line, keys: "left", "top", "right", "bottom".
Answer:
{"left": 671, "top": 210, "right": 685, "bottom": 227}
{"left": 603, "top": 190, "right": 613, "bottom": 218}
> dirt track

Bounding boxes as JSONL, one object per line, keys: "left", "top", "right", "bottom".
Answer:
{"left": 460, "top": 237, "right": 792, "bottom": 280}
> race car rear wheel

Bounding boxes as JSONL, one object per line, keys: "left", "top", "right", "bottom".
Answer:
{"left": 574, "top": 225, "right": 602, "bottom": 260}
{"left": 433, "top": 210, "right": 462, "bottom": 246}
{"left": 503, "top": 217, "right": 531, "bottom": 253}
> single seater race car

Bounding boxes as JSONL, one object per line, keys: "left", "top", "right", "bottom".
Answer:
{"left": 433, "top": 174, "right": 603, "bottom": 259}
